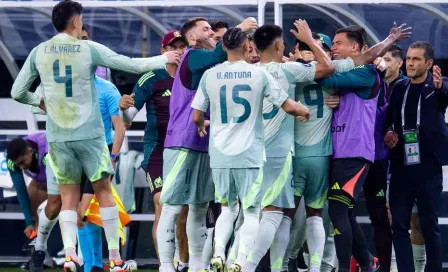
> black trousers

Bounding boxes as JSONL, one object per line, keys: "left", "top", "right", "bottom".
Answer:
{"left": 389, "top": 159, "right": 443, "bottom": 272}
{"left": 363, "top": 159, "right": 392, "bottom": 272}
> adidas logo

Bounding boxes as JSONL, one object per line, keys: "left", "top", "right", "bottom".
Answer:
{"left": 376, "top": 190, "right": 385, "bottom": 197}
{"left": 162, "top": 89, "right": 171, "bottom": 97}
{"left": 331, "top": 182, "right": 340, "bottom": 190}
{"left": 333, "top": 228, "right": 341, "bottom": 235}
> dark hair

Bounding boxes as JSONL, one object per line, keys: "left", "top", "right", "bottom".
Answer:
{"left": 222, "top": 27, "right": 247, "bottom": 51}
{"left": 409, "top": 41, "right": 434, "bottom": 60}
{"left": 52, "top": 0, "right": 83, "bottom": 32}
{"left": 253, "top": 25, "right": 283, "bottom": 52}
{"left": 181, "top": 17, "right": 208, "bottom": 38}
{"left": 7, "top": 138, "right": 29, "bottom": 161}
{"left": 387, "top": 44, "right": 403, "bottom": 59}
{"left": 335, "top": 26, "right": 365, "bottom": 50}
{"left": 210, "top": 21, "right": 229, "bottom": 32}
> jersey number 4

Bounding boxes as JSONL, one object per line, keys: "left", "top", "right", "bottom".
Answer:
{"left": 220, "top": 84, "right": 252, "bottom": 124}
{"left": 53, "top": 59, "right": 73, "bottom": 97}
{"left": 303, "top": 84, "right": 324, "bottom": 118}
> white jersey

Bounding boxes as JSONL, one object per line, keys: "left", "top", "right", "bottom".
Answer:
{"left": 294, "top": 58, "right": 356, "bottom": 158}
{"left": 191, "top": 60, "right": 288, "bottom": 169}
{"left": 11, "top": 33, "right": 167, "bottom": 142}
{"left": 257, "top": 62, "right": 316, "bottom": 158}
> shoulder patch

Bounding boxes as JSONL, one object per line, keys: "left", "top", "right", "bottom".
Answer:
{"left": 138, "top": 71, "right": 155, "bottom": 87}
{"left": 7, "top": 159, "right": 16, "bottom": 172}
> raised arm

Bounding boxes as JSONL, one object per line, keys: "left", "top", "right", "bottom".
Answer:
{"left": 290, "top": 19, "right": 334, "bottom": 79}
{"left": 88, "top": 41, "right": 179, "bottom": 75}
{"left": 351, "top": 22, "right": 412, "bottom": 66}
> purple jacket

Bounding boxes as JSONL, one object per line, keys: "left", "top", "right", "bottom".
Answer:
{"left": 24, "top": 133, "right": 48, "bottom": 183}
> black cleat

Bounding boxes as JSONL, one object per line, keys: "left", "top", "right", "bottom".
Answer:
{"left": 29, "top": 247, "right": 46, "bottom": 272}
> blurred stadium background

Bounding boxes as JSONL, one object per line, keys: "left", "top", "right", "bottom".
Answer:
{"left": 1, "top": 0, "right": 448, "bottom": 270}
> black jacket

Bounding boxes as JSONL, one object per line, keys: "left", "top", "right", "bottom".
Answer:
{"left": 386, "top": 73, "right": 448, "bottom": 171}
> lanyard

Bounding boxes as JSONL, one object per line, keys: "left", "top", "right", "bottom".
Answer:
{"left": 401, "top": 83, "right": 421, "bottom": 129}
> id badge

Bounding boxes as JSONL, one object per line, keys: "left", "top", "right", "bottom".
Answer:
{"left": 403, "top": 129, "right": 421, "bottom": 165}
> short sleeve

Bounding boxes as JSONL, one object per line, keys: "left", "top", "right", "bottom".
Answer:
{"left": 282, "top": 62, "right": 316, "bottom": 83}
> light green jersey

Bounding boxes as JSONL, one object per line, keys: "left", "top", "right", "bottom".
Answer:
{"left": 294, "top": 58, "right": 356, "bottom": 158}
{"left": 11, "top": 33, "right": 167, "bottom": 142}
{"left": 192, "top": 61, "right": 288, "bottom": 169}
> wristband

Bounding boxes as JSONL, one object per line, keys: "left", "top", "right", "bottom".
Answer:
{"left": 110, "top": 154, "right": 117, "bottom": 159}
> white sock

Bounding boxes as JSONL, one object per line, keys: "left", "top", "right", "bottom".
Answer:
{"left": 236, "top": 207, "right": 260, "bottom": 266}
{"left": 412, "top": 244, "right": 426, "bottom": 272}
{"left": 59, "top": 210, "right": 78, "bottom": 259}
{"left": 202, "top": 228, "right": 214, "bottom": 268}
{"left": 290, "top": 201, "right": 307, "bottom": 260}
{"left": 187, "top": 203, "right": 209, "bottom": 272}
{"left": 303, "top": 252, "right": 310, "bottom": 268}
{"left": 321, "top": 223, "right": 337, "bottom": 271}
{"left": 35, "top": 210, "right": 58, "bottom": 251}
{"left": 174, "top": 224, "right": 180, "bottom": 263}
{"left": 390, "top": 245, "right": 397, "bottom": 269}
{"left": 77, "top": 233, "right": 84, "bottom": 266}
{"left": 99, "top": 206, "right": 120, "bottom": 261}
{"left": 306, "top": 216, "right": 325, "bottom": 271}
{"left": 157, "top": 204, "right": 183, "bottom": 270}
{"left": 270, "top": 216, "right": 292, "bottom": 272}
{"left": 245, "top": 211, "right": 283, "bottom": 272}
{"left": 227, "top": 230, "right": 240, "bottom": 268}
{"left": 214, "top": 205, "right": 240, "bottom": 259}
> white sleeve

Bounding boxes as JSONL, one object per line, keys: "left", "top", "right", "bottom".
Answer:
{"left": 30, "top": 84, "right": 46, "bottom": 115}
{"left": 122, "top": 107, "right": 138, "bottom": 123}
{"left": 191, "top": 71, "right": 210, "bottom": 112}
{"left": 282, "top": 62, "right": 316, "bottom": 83}
{"left": 333, "top": 57, "right": 355, "bottom": 73}
{"left": 88, "top": 41, "right": 167, "bottom": 75}
{"left": 11, "top": 47, "right": 41, "bottom": 106}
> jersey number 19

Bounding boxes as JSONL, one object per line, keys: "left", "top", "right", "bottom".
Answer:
{"left": 53, "top": 59, "right": 73, "bottom": 98}
{"left": 303, "top": 84, "right": 324, "bottom": 118}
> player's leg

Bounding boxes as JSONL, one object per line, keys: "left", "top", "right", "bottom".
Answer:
{"left": 48, "top": 142, "right": 83, "bottom": 271}
{"left": 31, "top": 165, "right": 62, "bottom": 272}
{"left": 327, "top": 158, "right": 370, "bottom": 272}
{"left": 232, "top": 168, "right": 263, "bottom": 271}
{"left": 411, "top": 209, "right": 426, "bottom": 272}
{"left": 226, "top": 207, "right": 244, "bottom": 269}
{"left": 245, "top": 155, "right": 294, "bottom": 272}
{"left": 414, "top": 166, "right": 443, "bottom": 272}
{"left": 302, "top": 156, "right": 330, "bottom": 272}
{"left": 203, "top": 202, "right": 219, "bottom": 270}
{"left": 283, "top": 198, "right": 306, "bottom": 272}
{"left": 77, "top": 137, "right": 135, "bottom": 271}
{"left": 152, "top": 191, "right": 162, "bottom": 261}
{"left": 27, "top": 180, "right": 48, "bottom": 223}
{"left": 363, "top": 159, "right": 391, "bottom": 272}
{"left": 388, "top": 169, "right": 415, "bottom": 272}
{"left": 211, "top": 168, "right": 239, "bottom": 272}
{"left": 176, "top": 205, "right": 189, "bottom": 272}
{"left": 184, "top": 151, "right": 213, "bottom": 272}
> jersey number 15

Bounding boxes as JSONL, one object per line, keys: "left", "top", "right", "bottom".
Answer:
{"left": 220, "top": 84, "right": 252, "bottom": 124}
{"left": 53, "top": 60, "right": 73, "bottom": 98}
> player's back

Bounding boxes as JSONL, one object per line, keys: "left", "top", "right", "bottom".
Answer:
{"left": 256, "top": 62, "right": 297, "bottom": 158}
{"left": 34, "top": 33, "right": 103, "bottom": 142}
{"left": 204, "top": 61, "right": 267, "bottom": 168}
{"left": 294, "top": 82, "right": 335, "bottom": 157}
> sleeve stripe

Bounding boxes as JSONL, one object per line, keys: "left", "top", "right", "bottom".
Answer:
{"left": 138, "top": 72, "right": 155, "bottom": 87}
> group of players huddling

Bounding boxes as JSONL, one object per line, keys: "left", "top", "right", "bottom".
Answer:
{"left": 11, "top": 0, "right": 443, "bottom": 272}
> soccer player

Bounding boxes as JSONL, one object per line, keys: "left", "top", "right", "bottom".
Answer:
{"left": 7, "top": 133, "right": 60, "bottom": 272}
{"left": 10, "top": 1, "right": 179, "bottom": 271}
{"left": 119, "top": 30, "right": 190, "bottom": 271}
{"left": 244, "top": 36, "right": 260, "bottom": 64}
{"left": 211, "top": 21, "right": 229, "bottom": 43}
{"left": 244, "top": 21, "right": 352, "bottom": 272}
{"left": 155, "top": 16, "right": 256, "bottom": 272}
{"left": 192, "top": 26, "right": 309, "bottom": 272}
{"left": 318, "top": 24, "right": 411, "bottom": 272}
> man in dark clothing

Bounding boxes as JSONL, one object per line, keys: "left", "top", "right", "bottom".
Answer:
{"left": 385, "top": 41, "right": 448, "bottom": 272}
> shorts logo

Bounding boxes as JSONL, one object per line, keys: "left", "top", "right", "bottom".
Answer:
{"left": 154, "top": 177, "right": 163, "bottom": 188}
{"left": 331, "top": 182, "right": 340, "bottom": 190}
{"left": 333, "top": 228, "right": 341, "bottom": 235}
{"left": 376, "top": 189, "right": 385, "bottom": 197}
